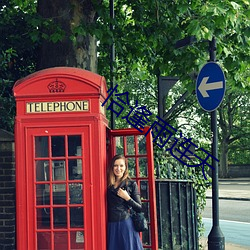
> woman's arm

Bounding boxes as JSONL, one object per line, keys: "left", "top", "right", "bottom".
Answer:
{"left": 117, "top": 181, "right": 142, "bottom": 212}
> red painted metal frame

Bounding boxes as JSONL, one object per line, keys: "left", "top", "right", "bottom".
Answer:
{"left": 109, "top": 127, "right": 158, "bottom": 250}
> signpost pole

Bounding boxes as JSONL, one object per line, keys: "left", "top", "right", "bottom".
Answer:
{"left": 208, "top": 37, "right": 225, "bottom": 250}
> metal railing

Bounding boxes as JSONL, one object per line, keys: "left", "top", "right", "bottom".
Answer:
{"left": 154, "top": 154, "right": 199, "bottom": 250}
{"left": 156, "top": 179, "right": 198, "bottom": 250}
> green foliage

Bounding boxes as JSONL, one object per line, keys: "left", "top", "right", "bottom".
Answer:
{"left": 154, "top": 145, "right": 210, "bottom": 241}
{"left": 0, "top": 0, "right": 38, "bottom": 131}
{"left": 0, "top": 1, "right": 37, "bottom": 78}
{"left": 219, "top": 88, "right": 250, "bottom": 165}
{"left": 1, "top": 0, "right": 249, "bottom": 244}
{"left": 98, "top": 0, "right": 249, "bottom": 90}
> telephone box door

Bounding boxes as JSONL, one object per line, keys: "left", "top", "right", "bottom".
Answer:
{"left": 26, "top": 126, "right": 92, "bottom": 250}
{"left": 109, "top": 127, "right": 158, "bottom": 250}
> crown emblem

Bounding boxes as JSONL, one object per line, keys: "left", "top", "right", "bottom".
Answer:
{"left": 47, "top": 79, "right": 66, "bottom": 93}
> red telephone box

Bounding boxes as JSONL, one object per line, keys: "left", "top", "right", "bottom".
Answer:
{"left": 13, "top": 67, "right": 158, "bottom": 250}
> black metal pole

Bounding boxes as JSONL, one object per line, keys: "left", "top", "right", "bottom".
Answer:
{"left": 208, "top": 37, "right": 225, "bottom": 250}
{"left": 110, "top": 0, "right": 115, "bottom": 129}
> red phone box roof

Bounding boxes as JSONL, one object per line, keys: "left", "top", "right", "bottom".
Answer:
{"left": 13, "top": 67, "right": 107, "bottom": 99}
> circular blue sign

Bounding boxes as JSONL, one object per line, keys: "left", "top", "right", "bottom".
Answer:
{"left": 196, "top": 62, "right": 226, "bottom": 112}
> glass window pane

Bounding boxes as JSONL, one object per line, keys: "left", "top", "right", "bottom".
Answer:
{"left": 68, "top": 135, "right": 81, "bottom": 156}
{"left": 138, "top": 135, "right": 146, "bottom": 154}
{"left": 115, "top": 136, "right": 124, "bottom": 155}
{"left": 54, "top": 231, "right": 68, "bottom": 248}
{"left": 69, "top": 159, "right": 82, "bottom": 180}
{"left": 37, "top": 208, "right": 50, "bottom": 229}
{"left": 126, "top": 136, "right": 135, "bottom": 155}
{"left": 70, "top": 207, "right": 83, "bottom": 227}
{"left": 142, "top": 201, "right": 150, "bottom": 221}
{"left": 127, "top": 158, "right": 136, "bottom": 177}
{"left": 142, "top": 226, "right": 151, "bottom": 246}
{"left": 69, "top": 183, "right": 83, "bottom": 204}
{"left": 37, "top": 232, "right": 51, "bottom": 249}
{"left": 139, "top": 157, "right": 148, "bottom": 177}
{"left": 35, "top": 136, "right": 48, "bottom": 157}
{"left": 140, "top": 180, "right": 149, "bottom": 200}
{"left": 52, "top": 161, "right": 65, "bottom": 181}
{"left": 36, "top": 160, "right": 49, "bottom": 181}
{"left": 53, "top": 184, "right": 66, "bottom": 204}
{"left": 36, "top": 184, "right": 46, "bottom": 205}
{"left": 53, "top": 208, "right": 67, "bottom": 227}
{"left": 42, "top": 185, "right": 50, "bottom": 206}
{"left": 71, "top": 231, "right": 84, "bottom": 247}
{"left": 52, "top": 136, "right": 65, "bottom": 157}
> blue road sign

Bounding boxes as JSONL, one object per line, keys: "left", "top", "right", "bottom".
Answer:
{"left": 196, "top": 62, "right": 226, "bottom": 112}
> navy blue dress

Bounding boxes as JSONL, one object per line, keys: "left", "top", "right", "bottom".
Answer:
{"left": 107, "top": 180, "right": 144, "bottom": 250}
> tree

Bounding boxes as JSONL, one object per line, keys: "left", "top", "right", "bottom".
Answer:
{"left": 218, "top": 89, "right": 250, "bottom": 177}
{"left": 37, "top": 0, "right": 101, "bottom": 71}
{"left": 98, "top": 0, "right": 249, "bottom": 180}
{"left": 103, "top": 0, "right": 249, "bottom": 88}
{"left": 1, "top": 0, "right": 249, "bottom": 174}
{"left": 1, "top": 0, "right": 249, "bottom": 246}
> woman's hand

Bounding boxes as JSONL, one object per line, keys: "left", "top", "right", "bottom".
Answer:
{"left": 117, "top": 188, "right": 131, "bottom": 201}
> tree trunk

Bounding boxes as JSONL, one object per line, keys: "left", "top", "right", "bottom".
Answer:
{"left": 37, "top": 0, "right": 100, "bottom": 72}
{"left": 219, "top": 140, "right": 229, "bottom": 178}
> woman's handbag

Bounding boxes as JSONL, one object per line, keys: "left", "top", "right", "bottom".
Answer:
{"left": 131, "top": 210, "right": 148, "bottom": 232}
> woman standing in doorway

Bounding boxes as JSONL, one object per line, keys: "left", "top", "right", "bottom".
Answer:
{"left": 107, "top": 154, "right": 144, "bottom": 250}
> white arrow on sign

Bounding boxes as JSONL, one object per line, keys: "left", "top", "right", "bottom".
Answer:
{"left": 198, "top": 76, "right": 223, "bottom": 98}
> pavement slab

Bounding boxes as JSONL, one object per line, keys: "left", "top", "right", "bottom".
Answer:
{"left": 200, "top": 238, "right": 250, "bottom": 250}
{"left": 206, "top": 179, "right": 250, "bottom": 200}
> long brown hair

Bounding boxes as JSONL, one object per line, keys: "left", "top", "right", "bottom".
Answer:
{"left": 107, "top": 154, "right": 130, "bottom": 187}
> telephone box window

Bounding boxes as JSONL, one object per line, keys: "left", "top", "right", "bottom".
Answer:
{"left": 52, "top": 161, "right": 66, "bottom": 181}
{"left": 52, "top": 184, "right": 66, "bottom": 204}
{"left": 36, "top": 208, "right": 50, "bottom": 229}
{"left": 36, "top": 160, "right": 49, "bottom": 181}
{"left": 69, "top": 159, "right": 82, "bottom": 180}
{"left": 68, "top": 135, "right": 82, "bottom": 156}
{"left": 69, "top": 183, "right": 83, "bottom": 204}
{"left": 54, "top": 231, "right": 67, "bottom": 248}
{"left": 36, "top": 184, "right": 47, "bottom": 205}
{"left": 142, "top": 202, "right": 151, "bottom": 245}
{"left": 70, "top": 207, "right": 83, "bottom": 227}
{"left": 53, "top": 208, "right": 67, "bottom": 227}
{"left": 115, "top": 136, "right": 124, "bottom": 155}
{"left": 138, "top": 135, "right": 146, "bottom": 154}
{"left": 71, "top": 231, "right": 84, "bottom": 245}
{"left": 127, "top": 158, "right": 136, "bottom": 177}
{"left": 139, "top": 157, "right": 148, "bottom": 177}
{"left": 127, "top": 136, "right": 135, "bottom": 155}
{"left": 37, "top": 232, "right": 51, "bottom": 249}
{"left": 140, "top": 180, "right": 149, "bottom": 200}
{"left": 52, "top": 136, "right": 65, "bottom": 157}
{"left": 35, "top": 136, "right": 48, "bottom": 157}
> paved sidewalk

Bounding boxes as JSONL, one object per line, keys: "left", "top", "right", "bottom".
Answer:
{"left": 200, "top": 238, "right": 250, "bottom": 250}
{"left": 206, "top": 178, "right": 250, "bottom": 200}
{"left": 203, "top": 178, "right": 250, "bottom": 249}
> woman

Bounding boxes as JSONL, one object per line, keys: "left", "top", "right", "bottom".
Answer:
{"left": 107, "top": 154, "right": 144, "bottom": 250}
